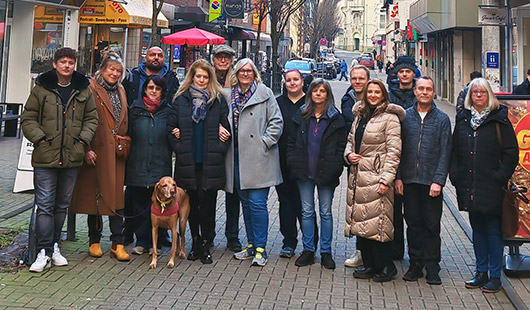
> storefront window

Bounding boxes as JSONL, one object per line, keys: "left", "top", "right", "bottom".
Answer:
{"left": 31, "top": 6, "right": 64, "bottom": 73}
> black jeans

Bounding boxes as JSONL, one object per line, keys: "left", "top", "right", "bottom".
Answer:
{"left": 225, "top": 191, "right": 241, "bottom": 244}
{"left": 276, "top": 178, "right": 302, "bottom": 249}
{"left": 188, "top": 164, "right": 218, "bottom": 244}
{"left": 124, "top": 186, "right": 154, "bottom": 249}
{"left": 390, "top": 194, "right": 405, "bottom": 259}
{"left": 358, "top": 237, "right": 393, "bottom": 272}
{"left": 34, "top": 167, "right": 79, "bottom": 256}
{"left": 403, "top": 183, "right": 443, "bottom": 273}
{"left": 88, "top": 210, "right": 125, "bottom": 245}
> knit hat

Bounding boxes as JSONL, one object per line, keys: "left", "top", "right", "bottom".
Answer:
{"left": 394, "top": 56, "right": 416, "bottom": 72}
{"left": 212, "top": 44, "right": 235, "bottom": 57}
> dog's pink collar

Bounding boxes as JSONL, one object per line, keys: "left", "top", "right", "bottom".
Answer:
{"left": 151, "top": 203, "right": 179, "bottom": 216}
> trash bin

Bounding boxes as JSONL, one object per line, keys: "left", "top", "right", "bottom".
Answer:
{"left": 4, "top": 104, "right": 20, "bottom": 137}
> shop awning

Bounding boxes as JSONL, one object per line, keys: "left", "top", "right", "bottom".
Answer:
{"left": 233, "top": 30, "right": 271, "bottom": 43}
{"left": 78, "top": 0, "right": 168, "bottom": 28}
{"left": 411, "top": 16, "right": 439, "bottom": 34}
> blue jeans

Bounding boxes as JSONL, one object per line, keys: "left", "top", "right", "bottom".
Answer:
{"left": 234, "top": 153, "right": 270, "bottom": 248}
{"left": 33, "top": 167, "right": 79, "bottom": 255}
{"left": 297, "top": 180, "right": 335, "bottom": 253}
{"left": 469, "top": 212, "right": 504, "bottom": 278}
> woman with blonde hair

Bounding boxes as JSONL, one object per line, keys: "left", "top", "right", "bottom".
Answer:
{"left": 450, "top": 78, "right": 518, "bottom": 293}
{"left": 344, "top": 79, "right": 405, "bottom": 282}
{"left": 169, "top": 59, "right": 231, "bottom": 264}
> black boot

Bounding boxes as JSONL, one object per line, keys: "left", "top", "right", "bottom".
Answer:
{"left": 465, "top": 271, "right": 489, "bottom": 289}
{"left": 403, "top": 263, "right": 424, "bottom": 281}
{"left": 187, "top": 237, "right": 200, "bottom": 261}
{"left": 200, "top": 240, "right": 213, "bottom": 264}
{"left": 373, "top": 263, "right": 398, "bottom": 282}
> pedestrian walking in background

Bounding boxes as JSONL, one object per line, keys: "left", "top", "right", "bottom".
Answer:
{"left": 168, "top": 59, "right": 231, "bottom": 264}
{"left": 450, "top": 78, "right": 518, "bottom": 293}
{"left": 395, "top": 76, "right": 452, "bottom": 285}
{"left": 226, "top": 58, "right": 283, "bottom": 267}
{"left": 456, "top": 71, "right": 482, "bottom": 113}
{"left": 21, "top": 47, "right": 98, "bottom": 272}
{"left": 125, "top": 75, "right": 173, "bottom": 256}
{"left": 387, "top": 55, "right": 418, "bottom": 260}
{"left": 345, "top": 79, "right": 404, "bottom": 282}
{"left": 341, "top": 65, "right": 370, "bottom": 268}
{"left": 339, "top": 59, "right": 348, "bottom": 81}
{"left": 287, "top": 78, "right": 347, "bottom": 270}
{"left": 70, "top": 52, "right": 130, "bottom": 262}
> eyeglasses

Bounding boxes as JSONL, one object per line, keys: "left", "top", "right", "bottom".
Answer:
{"left": 471, "top": 90, "right": 487, "bottom": 96}
{"left": 239, "top": 69, "right": 254, "bottom": 75}
{"left": 215, "top": 54, "right": 232, "bottom": 60}
{"left": 147, "top": 85, "right": 162, "bottom": 91}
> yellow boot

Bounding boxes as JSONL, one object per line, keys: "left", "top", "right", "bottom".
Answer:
{"left": 89, "top": 243, "right": 103, "bottom": 258}
{"left": 110, "top": 243, "right": 130, "bottom": 261}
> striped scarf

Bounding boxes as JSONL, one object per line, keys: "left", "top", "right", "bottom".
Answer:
{"left": 231, "top": 81, "right": 257, "bottom": 132}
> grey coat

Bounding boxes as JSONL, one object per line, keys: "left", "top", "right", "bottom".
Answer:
{"left": 225, "top": 83, "right": 284, "bottom": 192}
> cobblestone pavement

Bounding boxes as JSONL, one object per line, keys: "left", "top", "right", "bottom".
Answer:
{"left": 0, "top": 76, "right": 517, "bottom": 309}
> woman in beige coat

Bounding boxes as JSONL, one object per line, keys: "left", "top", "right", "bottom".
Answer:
{"left": 344, "top": 79, "right": 405, "bottom": 282}
{"left": 71, "top": 52, "right": 129, "bottom": 261}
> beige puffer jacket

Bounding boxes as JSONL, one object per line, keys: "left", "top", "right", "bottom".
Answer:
{"left": 344, "top": 102, "right": 405, "bottom": 242}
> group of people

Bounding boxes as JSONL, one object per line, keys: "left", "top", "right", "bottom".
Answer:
{"left": 21, "top": 47, "right": 518, "bottom": 294}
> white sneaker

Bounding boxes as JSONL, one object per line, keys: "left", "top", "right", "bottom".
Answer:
{"left": 29, "top": 249, "right": 51, "bottom": 272}
{"left": 344, "top": 250, "right": 363, "bottom": 268}
{"left": 52, "top": 242, "right": 68, "bottom": 266}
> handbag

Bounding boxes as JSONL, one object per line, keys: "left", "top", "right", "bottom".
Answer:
{"left": 496, "top": 123, "right": 526, "bottom": 238}
{"left": 114, "top": 133, "right": 131, "bottom": 160}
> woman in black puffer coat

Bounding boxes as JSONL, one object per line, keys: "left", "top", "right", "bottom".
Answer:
{"left": 450, "top": 78, "right": 518, "bottom": 293}
{"left": 168, "top": 59, "right": 231, "bottom": 264}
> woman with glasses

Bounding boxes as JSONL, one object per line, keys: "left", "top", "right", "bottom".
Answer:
{"left": 125, "top": 75, "right": 173, "bottom": 256}
{"left": 286, "top": 78, "right": 347, "bottom": 269}
{"left": 450, "top": 78, "right": 518, "bottom": 293}
{"left": 226, "top": 58, "right": 283, "bottom": 267}
{"left": 71, "top": 52, "right": 130, "bottom": 261}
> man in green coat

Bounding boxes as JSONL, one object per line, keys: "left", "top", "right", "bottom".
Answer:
{"left": 21, "top": 47, "right": 98, "bottom": 272}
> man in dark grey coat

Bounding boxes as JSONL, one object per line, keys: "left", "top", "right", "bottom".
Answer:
{"left": 395, "top": 76, "right": 452, "bottom": 285}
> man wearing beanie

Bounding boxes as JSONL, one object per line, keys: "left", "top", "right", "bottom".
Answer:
{"left": 388, "top": 55, "right": 418, "bottom": 261}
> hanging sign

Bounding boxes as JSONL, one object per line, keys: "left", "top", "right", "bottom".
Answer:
{"left": 478, "top": 6, "right": 508, "bottom": 26}
{"left": 209, "top": 0, "right": 222, "bottom": 22}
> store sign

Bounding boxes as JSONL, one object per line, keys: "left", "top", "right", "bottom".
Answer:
{"left": 225, "top": 0, "right": 244, "bottom": 19}
{"left": 209, "top": 0, "right": 222, "bottom": 22}
{"left": 79, "top": 0, "right": 127, "bottom": 24}
{"left": 35, "top": 6, "right": 64, "bottom": 23}
{"left": 81, "top": 0, "right": 105, "bottom": 16}
{"left": 478, "top": 6, "right": 508, "bottom": 26}
{"left": 390, "top": 5, "right": 399, "bottom": 22}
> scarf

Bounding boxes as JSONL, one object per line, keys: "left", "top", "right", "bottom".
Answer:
{"left": 95, "top": 73, "right": 121, "bottom": 130}
{"left": 143, "top": 97, "right": 161, "bottom": 113}
{"left": 231, "top": 81, "right": 257, "bottom": 132}
{"left": 470, "top": 106, "right": 490, "bottom": 130}
{"left": 189, "top": 84, "right": 211, "bottom": 123}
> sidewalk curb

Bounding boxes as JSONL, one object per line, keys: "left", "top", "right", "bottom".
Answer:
{"left": 443, "top": 190, "right": 528, "bottom": 310}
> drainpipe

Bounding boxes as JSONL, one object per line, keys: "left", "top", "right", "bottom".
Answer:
{"left": 506, "top": 0, "right": 512, "bottom": 91}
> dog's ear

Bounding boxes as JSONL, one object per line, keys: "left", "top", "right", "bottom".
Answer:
{"left": 152, "top": 181, "right": 160, "bottom": 203}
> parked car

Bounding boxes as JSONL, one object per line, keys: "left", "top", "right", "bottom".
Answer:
{"left": 359, "top": 56, "right": 375, "bottom": 69}
{"left": 284, "top": 59, "right": 316, "bottom": 79}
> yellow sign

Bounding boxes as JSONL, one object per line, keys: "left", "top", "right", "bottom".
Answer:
{"left": 35, "top": 6, "right": 64, "bottom": 23}
{"left": 79, "top": 0, "right": 128, "bottom": 25}
{"left": 80, "top": 0, "right": 105, "bottom": 16}
{"left": 209, "top": 0, "right": 222, "bottom": 22}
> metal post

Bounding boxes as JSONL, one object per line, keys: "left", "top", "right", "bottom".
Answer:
{"left": 505, "top": 0, "right": 513, "bottom": 91}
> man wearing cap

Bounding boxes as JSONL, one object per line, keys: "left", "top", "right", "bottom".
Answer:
{"left": 211, "top": 44, "right": 242, "bottom": 251}
{"left": 388, "top": 55, "right": 418, "bottom": 260}
{"left": 212, "top": 44, "right": 235, "bottom": 89}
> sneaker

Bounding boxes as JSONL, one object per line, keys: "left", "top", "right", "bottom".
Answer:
{"left": 29, "top": 249, "right": 51, "bottom": 273}
{"left": 279, "top": 246, "right": 295, "bottom": 258}
{"left": 321, "top": 253, "right": 336, "bottom": 270}
{"left": 295, "top": 250, "right": 315, "bottom": 267}
{"left": 234, "top": 244, "right": 255, "bottom": 260}
{"left": 131, "top": 246, "right": 145, "bottom": 255}
{"left": 344, "top": 250, "right": 363, "bottom": 268}
{"left": 51, "top": 243, "right": 68, "bottom": 266}
{"left": 251, "top": 247, "right": 268, "bottom": 267}
{"left": 403, "top": 263, "right": 424, "bottom": 281}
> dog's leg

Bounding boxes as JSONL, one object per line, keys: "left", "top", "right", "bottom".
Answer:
{"left": 150, "top": 219, "right": 159, "bottom": 269}
{"left": 168, "top": 222, "right": 177, "bottom": 268}
{"left": 178, "top": 215, "right": 187, "bottom": 259}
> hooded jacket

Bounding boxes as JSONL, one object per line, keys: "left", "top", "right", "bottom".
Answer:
{"left": 388, "top": 81, "right": 417, "bottom": 110}
{"left": 344, "top": 102, "right": 405, "bottom": 242}
{"left": 21, "top": 69, "right": 98, "bottom": 168}
{"left": 122, "top": 59, "right": 180, "bottom": 106}
{"left": 341, "top": 86, "right": 360, "bottom": 131}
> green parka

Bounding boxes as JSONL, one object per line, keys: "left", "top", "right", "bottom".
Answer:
{"left": 21, "top": 69, "right": 98, "bottom": 168}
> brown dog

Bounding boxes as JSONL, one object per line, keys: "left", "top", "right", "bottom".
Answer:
{"left": 150, "top": 176, "right": 190, "bottom": 269}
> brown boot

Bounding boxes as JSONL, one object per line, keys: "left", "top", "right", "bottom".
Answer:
{"left": 110, "top": 243, "right": 130, "bottom": 261}
{"left": 89, "top": 243, "right": 103, "bottom": 258}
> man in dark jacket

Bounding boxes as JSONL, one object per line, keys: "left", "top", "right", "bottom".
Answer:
{"left": 122, "top": 46, "right": 180, "bottom": 105}
{"left": 341, "top": 65, "right": 370, "bottom": 131}
{"left": 456, "top": 71, "right": 482, "bottom": 113}
{"left": 21, "top": 47, "right": 98, "bottom": 272}
{"left": 395, "top": 76, "right": 452, "bottom": 285}
{"left": 513, "top": 68, "right": 530, "bottom": 95}
{"left": 388, "top": 55, "right": 418, "bottom": 260}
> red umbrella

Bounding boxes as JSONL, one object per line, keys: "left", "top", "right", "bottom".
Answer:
{"left": 162, "top": 27, "right": 225, "bottom": 46}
